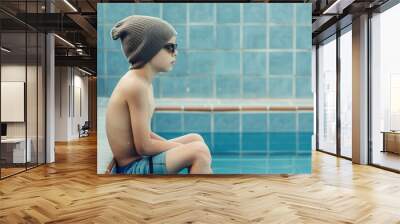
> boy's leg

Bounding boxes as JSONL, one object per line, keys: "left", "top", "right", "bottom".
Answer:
{"left": 164, "top": 141, "right": 212, "bottom": 174}
{"left": 168, "top": 133, "right": 205, "bottom": 144}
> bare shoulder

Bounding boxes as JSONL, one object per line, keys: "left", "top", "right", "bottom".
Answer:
{"left": 118, "top": 73, "right": 142, "bottom": 94}
{"left": 118, "top": 73, "right": 148, "bottom": 104}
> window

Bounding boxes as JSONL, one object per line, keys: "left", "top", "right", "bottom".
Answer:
{"left": 339, "top": 28, "right": 352, "bottom": 158}
{"left": 371, "top": 3, "right": 400, "bottom": 171}
{"left": 317, "top": 36, "right": 337, "bottom": 154}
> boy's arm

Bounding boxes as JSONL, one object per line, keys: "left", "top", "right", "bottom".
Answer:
{"left": 150, "top": 132, "right": 168, "bottom": 141}
{"left": 125, "top": 83, "right": 181, "bottom": 156}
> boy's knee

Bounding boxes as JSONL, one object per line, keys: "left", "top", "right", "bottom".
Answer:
{"left": 189, "top": 133, "right": 204, "bottom": 142}
{"left": 188, "top": 141, "right": 211, "bottom": 162}
{"left": 195, "top": 151, "right": 211, "bottom": 166}
{"left": 192, "top": 141, "right": 212, "bottom": 163}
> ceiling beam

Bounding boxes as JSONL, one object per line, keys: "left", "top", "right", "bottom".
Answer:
{"left": 55, "top": 55, "right": 96, "bottom": 73}
{"left": 322, "top": 0, "right": 356, "bottom": 14}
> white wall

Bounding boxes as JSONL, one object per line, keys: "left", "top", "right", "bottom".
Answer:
{"left": 54, "top": 66, "right": 89, "bottom": 141}
{"left": 1, "top": 65, "right": 39, "bottom": 137}
{"left": 55, "top": 66, "right": 68, "bottom": 141}
{"left": 73, "top": 72, "right": 89, "bottom": 137}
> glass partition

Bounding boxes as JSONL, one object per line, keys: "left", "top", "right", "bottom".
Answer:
{"left": 1, "top": 30, "right": 28, "bottom": 178}
{"left": 27, "top": 30, "right": 38, "bottom": 169}
{"left": 317, "top": 36, "right": 337, "bottom": 154}
{"left": 0, "top": 0, "right": 46, "bottom": 179}
{"left": 38, "top": 32, "right": 46, "bottom": 165}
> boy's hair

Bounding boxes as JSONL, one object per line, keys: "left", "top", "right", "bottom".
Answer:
{"left": 111, "top": 15, "right": 177, "bottom": 69}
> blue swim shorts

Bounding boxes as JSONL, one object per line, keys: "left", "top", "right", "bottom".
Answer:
{"left": 115, "top": 152, "right": 168, "bottom": 175}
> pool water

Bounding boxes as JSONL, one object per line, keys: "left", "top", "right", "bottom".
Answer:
{"left": 159, "top": 132, "right": 312, "bottom": 174}
{"left": 177, "top": 154, "right": 312, "bottom": 174}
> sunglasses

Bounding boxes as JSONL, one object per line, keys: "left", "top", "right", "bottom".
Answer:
{"left": 163, "top": 43, "right": 178, "bottom": 54}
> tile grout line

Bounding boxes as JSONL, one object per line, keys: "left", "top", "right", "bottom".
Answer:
{"left": 213, "top": 3, "right": 217, "bottom": 99}
{"left": 266, "top": 3, "right": 270, "bottom": 101}
{"left": 240, "top": 3, "right": 244, "bottom": 100}
{"left": 294, "top": 4, "right": 299, "bottom": 157}
{"left": 293, "top": 4, "right": 297, "bottom": 99}
{"left": 186, "top": 3, "right": 189, "bottom": 98}
{"left": 264, "top": 3, "right": 268, "bottom": 158}
{"left": 239, "top": 3, "right": 244, "bottom": 158}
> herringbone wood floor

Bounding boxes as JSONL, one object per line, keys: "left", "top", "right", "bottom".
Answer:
{"left": 1, "top": 134, "right": 400, "bottom": 224}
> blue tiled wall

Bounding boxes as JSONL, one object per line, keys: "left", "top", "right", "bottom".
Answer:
{"left": 97, "top": 3, "right": 312, "bottom": 99}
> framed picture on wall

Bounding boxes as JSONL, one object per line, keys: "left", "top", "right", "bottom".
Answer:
{"left": 97, "top": 3, "right": 313, "bottom": 175}
{"left": 1, "top": 81, "right": 25, "bottom": 122}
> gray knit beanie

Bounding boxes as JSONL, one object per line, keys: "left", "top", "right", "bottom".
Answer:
{"left": 111, "top": 15, "right": 177, "bottom": 69}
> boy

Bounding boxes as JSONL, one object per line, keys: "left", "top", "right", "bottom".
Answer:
{"left": 106, "top": 15, "right": 213, "bottom": 174}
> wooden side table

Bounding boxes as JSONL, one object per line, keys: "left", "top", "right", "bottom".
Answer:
{"left": 381, "top": 131, "right": 400, "bottom": 154}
